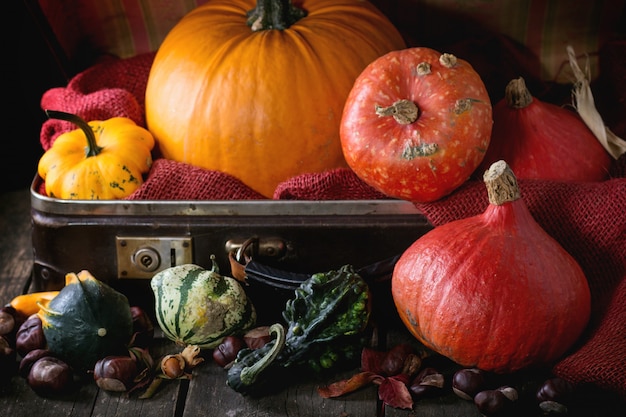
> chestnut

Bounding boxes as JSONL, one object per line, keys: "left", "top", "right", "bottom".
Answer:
{"left": 536, "top": 377, "right": 574, "bottom": 403}
{"left": 243, "top": 326, "right": 272, "bottom": 349}
{"left": 380, "top": 343, "right": 415, "bottom": 376}
{"left": 452, "top": 368, "right": 487, "bottom": 400}
{"left": 536, "top": 377, "right": 574, "bottom": 415}
{"left": 27, "top": 356, "right": 73, "bottom": 396}
{"left": 538, "top": 401, "right": 569, "bottom": 415}
{"left": 0, "top": 306, "right": 19, "bottom": 336}
{"left": 16, "top": 314, "right": 46, "bottom": 357}
{"left": 19, "top": 348, "right": 52, "bottom": 378}
{"left": 212, "top": 335, "right": 245, "bottom": 368}
{"left": 409, "top": 367, "right": 445, "bottom": 400}
{"left": 474, "top": 386, "right": 517, "bottom": 416}
{"left": 94, "top": 355, "right": 140, "bottom": 392}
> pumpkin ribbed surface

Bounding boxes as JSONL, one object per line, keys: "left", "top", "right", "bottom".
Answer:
{"left": 145, "top": 0, "right": 406, "bottom": 197}
{"left": 38, "top": 112, "right": 155, "bottom": 200}
{"left": 151, "top": 263, "right": 256, "bottom": 348}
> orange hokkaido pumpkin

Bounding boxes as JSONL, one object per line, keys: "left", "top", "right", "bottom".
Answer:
{"left": 145, "top": 0, "right": 406, "bottom": 198}
{"left": 392, "top": 161, "right": 591, "bottom": 373}
{"left": 340, "top": 47, "right": 493, "bottom": 203}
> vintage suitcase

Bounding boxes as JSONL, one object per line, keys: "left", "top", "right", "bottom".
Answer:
{"left": 30, "top": 175, "right": 433, "bottom": 322}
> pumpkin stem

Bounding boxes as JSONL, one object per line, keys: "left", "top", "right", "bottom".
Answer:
{"left": 504, "top": 77, "right": 533, "bottom": 109}
{"left": 247, "top": 0, "right": 307, "bottom": 31}
{"left": 239, "top": 323, "right": 286, "bottom": 385}
{"left": 483, "top": 160, "right": 521, "bottom": 205}
{"left": 375, "top": 99, "right": 419, "bottom": 125}
{"left": 45, "top": 109, "right": 103, "bottom": 157}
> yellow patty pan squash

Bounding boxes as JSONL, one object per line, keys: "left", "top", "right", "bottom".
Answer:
{"left": 38, "top": 110, "right": 155, "bottom": 200}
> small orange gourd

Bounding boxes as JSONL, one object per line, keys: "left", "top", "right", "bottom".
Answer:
{"left": 145, "top": 0, "right": 406, "bottom": 198}
{"left": 9, "top": 291, "right": 60, "bottom": 317}
{"left": 38, "top": 110, "right": 154, "bottom": 200}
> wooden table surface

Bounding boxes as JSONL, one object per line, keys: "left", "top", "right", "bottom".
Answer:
{"left": 0, "top": 188, "right": 622, "bottom": 417}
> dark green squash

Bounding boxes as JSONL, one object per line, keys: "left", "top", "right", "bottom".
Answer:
{"left": 38, "top": 270, "right": 133, "bottom": 372}
{"left": 226, "top": 264, "right": 371, "bottom": 395}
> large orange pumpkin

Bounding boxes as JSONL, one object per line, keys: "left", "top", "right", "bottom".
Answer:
{"left": 145, "top": 0, "right": 406, "bottom": 198}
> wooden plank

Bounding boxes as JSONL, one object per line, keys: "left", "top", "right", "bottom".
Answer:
{"left": 0, "top": 342, "right": 185, "bottom": 417}
{"left": 0, "top": 189, "right": 35, "bottom": 302}
{"left": 0, "top": 375, "right": 98, "bottom": 417}
{"left": 183, "top": 360, "right": 380, "bottom": 417}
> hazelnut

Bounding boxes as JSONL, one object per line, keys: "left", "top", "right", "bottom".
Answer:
{"left": 161, "top": 354, "right": 187, "bottom": 379}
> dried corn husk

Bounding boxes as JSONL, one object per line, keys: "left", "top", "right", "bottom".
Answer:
{"left": 567, "top": 45, "right": 626, "bottom": 159}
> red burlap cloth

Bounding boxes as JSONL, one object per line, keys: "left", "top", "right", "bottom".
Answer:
{"left": 39, "top": 51, "right": 625, "bottom": 399}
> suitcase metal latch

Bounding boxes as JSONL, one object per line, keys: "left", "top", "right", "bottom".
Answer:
{"left": 225, "top": 236, "right": 287, "bottom": 262}
{"left": 116, "top": 237, "right": 193, "bottom": 279}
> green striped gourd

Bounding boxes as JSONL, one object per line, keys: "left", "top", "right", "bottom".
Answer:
{"left": 150, "top": 257, "right": 256, "bottom": 348}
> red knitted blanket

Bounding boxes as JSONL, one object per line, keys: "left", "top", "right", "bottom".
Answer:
{"left": 39, "top": 52, "right": 626, "bottom": 400}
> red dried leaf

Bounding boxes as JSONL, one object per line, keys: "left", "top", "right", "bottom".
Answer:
{"left": 317, "top": 371, "right": 383, "bottom": 398}
{"left": 361, "top": 347, "right": 387, "bottom": 374}
{"left": 378, "top": 374, "right": 413, "bottom": 410}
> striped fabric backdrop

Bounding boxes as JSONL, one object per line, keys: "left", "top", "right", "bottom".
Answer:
{"left": 38, "top": 0, "right": 208, "bottom": 65}
{"left": 414, "top": 0, "right": 623, "bottom": 83}
{"left": 38, "top": 0, "right": 624, "bottom": 82}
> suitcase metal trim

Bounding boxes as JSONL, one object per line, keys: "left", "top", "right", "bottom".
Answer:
{"left": 31, "top": 184, "right": 424, "bottom": 217}
{"left": 30, "top": 175, "right": 433, "bottom": 321}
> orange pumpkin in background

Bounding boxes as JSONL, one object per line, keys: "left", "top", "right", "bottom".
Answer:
{"left": 145, "top": 0, "right": 406, "bottom": 198}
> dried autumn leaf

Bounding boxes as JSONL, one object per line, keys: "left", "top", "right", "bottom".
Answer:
{"left": 361, "top": 346, "right": 388, "bottom": 373}
{"left": 378, "top": 374, "right": 413, "bottom": 410}
{"left": 317, "top": 371, "right": 383, "bottom": 398}
{"left": 318, "top": 344, "right": 422, "bottom": 410}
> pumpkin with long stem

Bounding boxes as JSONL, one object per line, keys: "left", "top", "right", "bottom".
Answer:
{"left": 145, "top": 0, "right": 406, "bottom": 198}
